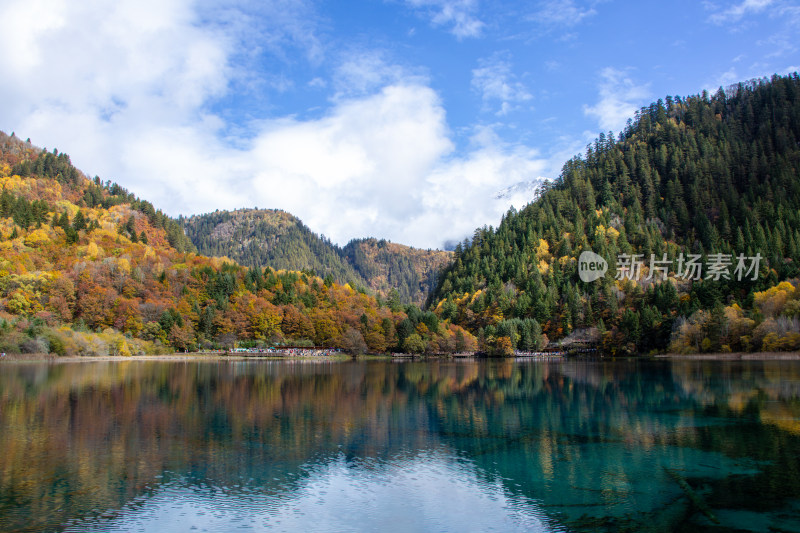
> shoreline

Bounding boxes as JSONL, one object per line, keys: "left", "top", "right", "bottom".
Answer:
{"left": 652, "top": 351, "right": 800, "bottom": 360}
{"left": 0, "top": 352, "right": 356, "bottom": 363}
{"left": 3, "top": 351, "right": 800, "bottom": 363}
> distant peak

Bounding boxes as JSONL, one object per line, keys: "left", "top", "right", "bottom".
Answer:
{"left": 493, "top": 178, "right": 547, "bottom": 202}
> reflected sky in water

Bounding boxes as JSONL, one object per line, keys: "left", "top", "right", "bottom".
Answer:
{"left": 66, "top": 450, "right": 554, "bottom": 532}
{"left": 2, "top": 358, "right": 800, "bottom": 532}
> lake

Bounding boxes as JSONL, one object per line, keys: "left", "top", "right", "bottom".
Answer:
{"left": 1, "top": 358, "right": 799, "bottom": 532}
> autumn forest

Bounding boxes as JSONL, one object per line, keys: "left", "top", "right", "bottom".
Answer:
{"left": 2, "top": 73, "right": 800, "bottom": 356}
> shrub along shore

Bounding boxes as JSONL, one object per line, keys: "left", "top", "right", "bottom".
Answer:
{"left": 3, "top": 351, "right": 800, "bottom": 362}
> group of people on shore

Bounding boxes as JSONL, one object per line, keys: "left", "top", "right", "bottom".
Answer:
{"left": 222, "top": 347, "right": 341, "bottom": 357}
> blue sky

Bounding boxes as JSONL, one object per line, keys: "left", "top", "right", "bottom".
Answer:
{"left": 1, "top": 0, "right": 799, "bottom": 249}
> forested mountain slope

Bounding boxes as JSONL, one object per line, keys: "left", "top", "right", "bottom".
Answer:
{"left": 430, "top": 73, "right": 800, "bottom": 355}
{"left": 184, "top": 210, "right": 453, "bottom": 305}
{"left": 342, "top": 238, "right": 452, "bottom": 305}
{"left": 0, "top": 132, "right": 476, "bottom": 356}
{"left": 183, "top": 208, "right": 367, "bottom": 288}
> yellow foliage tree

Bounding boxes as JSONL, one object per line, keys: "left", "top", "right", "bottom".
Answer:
{"left": 754, "top": 281, "right": 797, "bottom": 317}
{"left": 24, "top": 228, "right": 51, "bottom": 248}
{"left": 535, "top": 239, "right": 551, "bottom": 261}
{"left": 86, "top": 241, "right": 101, "bottom": 259}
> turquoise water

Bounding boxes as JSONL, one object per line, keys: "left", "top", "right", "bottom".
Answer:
{"left": 1, "top": 358, "right": 799, "bottom": 532}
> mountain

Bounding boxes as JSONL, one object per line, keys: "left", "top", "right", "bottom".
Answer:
{"left": 429, "top": 73, "right": 800, "bottom": 355}
{"left": 1, "top": 134, "right": 196, "bottom": 255}
{"left": 5, "top": 73, "right": 798, "bottom": 358}
{"left": 183, "top": 209, "right": 453, "bottom": 305}
{"left": 493, "top": 179, "right": 547, "bottom": 204}
{"left": 182, "top": 208, "right": 367, "bottom": 288}
{"left": 342, "top": 238, "right": 452, "bottom": 305}
{"left": 0, "top": 132, "right": 476, "bottom": 356}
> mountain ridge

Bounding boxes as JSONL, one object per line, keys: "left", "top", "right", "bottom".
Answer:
{"left": 429, "top": 72, "right": 800, "bottom": 355}
{"left": 182, "top": 208, "right": 453, "bottom": 305}
{"left": 4, "top": 73, "right": 800, "bottom": 357}
{"left": 0, "top": 131, "right": 476, "bottom": 356}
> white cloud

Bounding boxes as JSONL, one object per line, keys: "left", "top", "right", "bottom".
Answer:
{"left": 246, "top": 89, "right": 553, "bottom": 249}
{"left": 405, "top": 128, "right": 551, "bottom": 246}
{"left": 708, "top": 0, "right": 774, "bottom": 24}
{"left": 308, "top": 77, "right": 327, "bottom": 90}
{"left": 704, "top": 64, "right": 800, "bottom": 94}
{"left": 704, "top": 67, "right": 742, "bottom": 92}
{"left": 332, "top": 51, "right": 426, "bottom": 98}
{"left": 583, "top": 67, "right": 650, "bottom": 133}
{"left": 758, "top": 32, "right": 799, "bottom": 59}
{"left": 471, "top": 54, "right": 532, "bottom": 116}
{"left": 202, "top": 0, "right": 324, "bottom": 64}
{"left": 0, "top": 0, "right": 229, "bottom": 120}
{"left": 0, "top": 0, "right": 236, "bottom": 208}
{"left": 248, "top": 85, "right": 451, "bottom": 233}
{"left": 530, "top": 0, "right": 597, "bottom": 30}
{"left": 0, "top": 0, "right": 555, "bottom": 249}
{"left": 404, "top": 0, "right": 484, "bottom": 39}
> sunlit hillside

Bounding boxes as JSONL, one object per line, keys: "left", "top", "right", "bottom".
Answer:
{"left": 0, "top": 132, "right": 476, "bottom": 356}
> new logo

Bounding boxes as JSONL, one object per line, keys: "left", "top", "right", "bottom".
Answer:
{"left": 578, "top": 250, "right": 607, "bottom": 282}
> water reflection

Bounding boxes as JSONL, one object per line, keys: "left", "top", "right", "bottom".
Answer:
{"left": 65, "top": 450, "right": 554, "bottom": 533}
{"left": 1, "top": 359, "right": 799, "bottom": 532}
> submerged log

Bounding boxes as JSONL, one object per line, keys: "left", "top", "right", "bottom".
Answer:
{"left": 663, "top": 467, "right": 720, "bottom": 524}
